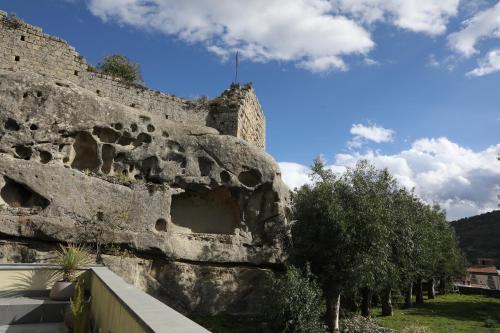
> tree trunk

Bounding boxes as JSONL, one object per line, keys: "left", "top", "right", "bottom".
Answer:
{"left": 439, "top": 276, "right": 447, "bottom": 295}
{"left": 415, "top": 279, "right": 424, "bottom": 304}
{"left": 361, "top": 288, "right": 372, "bottom": 318}
{"left": 372, "top": 292, "right": 380, "bottom": 307}
{"left": 427, "top": 278, "right": 435, "bottom": 299}
{"left": 404, "top": 283, "right": 413, "bottom": 308}
{"left": 381, "top": 288, "right": 393, "bottom": 316}
{"left": 326, "top": 290, "right": 341, "bottom": 333}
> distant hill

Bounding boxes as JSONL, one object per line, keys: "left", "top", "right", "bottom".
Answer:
{"left": 451, "top": 210, "right": 500, "bottom": 265}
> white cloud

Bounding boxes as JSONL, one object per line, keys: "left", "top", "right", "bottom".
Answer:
{"left": 467, "top": 48, "right": 500, "bottom": 76}
{"left": 347, "top": 123, "right": 394, "bottom": 149}
{"left": 87, "top": 0, "right": 463, "bottom": 73}
{"left": 279, "top": 138, "right": 500, "bottom": 220}
{"left": 448, "top": 2, "right": 500, "bottom": 57}
{"left": 88, "top": 0, "right": 374, "bottom": 72}
{"left": 332, "top": 0, "right": 460, "bottom": 35}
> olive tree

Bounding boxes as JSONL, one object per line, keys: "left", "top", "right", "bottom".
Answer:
{"left": 97, "top": 54, "right": 142, "bottom": 83}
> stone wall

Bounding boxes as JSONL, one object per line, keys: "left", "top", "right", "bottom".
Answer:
{"left": 0, "top": 11, "right": 265, "bottom": 148}
{"left": 208, "top": 84, "right": 265, "bottom": 149}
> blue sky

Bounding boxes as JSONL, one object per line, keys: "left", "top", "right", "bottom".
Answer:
{"left": 3, "top": 0, "right": 500, "bottom": 219}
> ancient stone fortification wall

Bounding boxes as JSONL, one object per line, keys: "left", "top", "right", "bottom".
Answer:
{"left": 208, "top": 84, "right": 265, "bottom": 149}
{"left": 0, "top": 11, "right": 265, "bottom": 148}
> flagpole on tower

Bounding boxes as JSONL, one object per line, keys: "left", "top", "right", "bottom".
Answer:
{"left": 234, "top": 51, "right": 239, "bottom": 85}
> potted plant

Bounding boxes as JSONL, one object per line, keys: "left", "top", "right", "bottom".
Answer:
{"left": 50, "top": 244, "right": 92, "bottom": 301}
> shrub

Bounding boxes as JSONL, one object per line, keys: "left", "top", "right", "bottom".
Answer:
{"left": 97, "top": 54, "right": 142, "bottom": 83}
{"left": 340, "top": 315, "right": 394, "bottom": 333}
{"left": 54, "top": 244, "right": 93, "bottom": 282}
{"left": 266, "top": 265, "right": 326, "bottom": 333}
{"left": 70, "top": 278, "right": 88, "bottom": 333}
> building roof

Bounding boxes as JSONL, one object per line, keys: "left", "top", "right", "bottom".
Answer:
{"left": 467, "top": 265, "right": 499, "bottom": 274}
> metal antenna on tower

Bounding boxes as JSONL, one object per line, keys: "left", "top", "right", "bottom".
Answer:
{"left": 234, "top": 51, "right": 239, "bottom": 85}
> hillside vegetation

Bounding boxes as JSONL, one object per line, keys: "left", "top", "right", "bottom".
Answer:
{"left": 451, "top": 210, "right": 500, "bottom": 264}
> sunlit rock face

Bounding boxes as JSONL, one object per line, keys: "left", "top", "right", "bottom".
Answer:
{"left": 0, "top": 69, "right": 290, "bottom": 314}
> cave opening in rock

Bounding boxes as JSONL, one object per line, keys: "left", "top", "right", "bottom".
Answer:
{"left": 170, "top": 187, "right": 239, "bottom": 234}
{"left": 39, "top": 150, "right": 52, "bottom": 164}
{"left": 71, "top": 132, "right": 99, "bottom": 172}
{"left": 155, "top": 218, "right": 167, "bottom": 232}
{"left": 101, "top": 144, "right": 115, "bottom": 174}
{"left": 0, "top": 176, "right": 49, "bottom": 208}
{"left": 238, "top": 169, "right": 262, "bottom": 187}
{"left": 5, "top": 118, "right": 20, "bottom": 131}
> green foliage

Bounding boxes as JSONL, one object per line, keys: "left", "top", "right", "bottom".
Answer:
{"left": 97, "top": 54, "right": 142, "bottom": 83}
{"left": 70, "top": 278, "right": 88, "bottom": 333}
{"left": 54, "top": 244, "right": 93, "bottom": 282}
{"left": 484, "top": 318, "right": 497, "bottom": 328}
{"left": 291, "top": 158, "right": 466, "bottom": 326}
{"left": 451, "top": 210, "right": 500, "bottom": 265}
{"left": 266, "top": 266, "right": 326, "bottom": 333}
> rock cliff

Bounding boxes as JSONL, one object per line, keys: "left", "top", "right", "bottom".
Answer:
{"left": 0, "top": 69, "right": 290, "bottom": 314}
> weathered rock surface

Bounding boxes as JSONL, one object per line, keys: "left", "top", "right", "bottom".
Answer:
{"left": 0, "top": 69, "right": 290, "bottom": 314}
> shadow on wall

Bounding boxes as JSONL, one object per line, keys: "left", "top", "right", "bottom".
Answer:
{"left": 170, "top": 187, "right": 240, "bottom": 234}
{"left": 0, "top": 269, "right": 60, "bottom": 296}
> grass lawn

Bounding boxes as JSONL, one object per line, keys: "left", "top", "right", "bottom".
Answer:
{"left": 373, "top": 293, "right": 500, "bottom": 333}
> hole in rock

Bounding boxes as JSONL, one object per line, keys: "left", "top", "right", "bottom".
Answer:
{"left": 130, "top": 123, "right": 138, "bottom": 132}
{"left": 130, "top": 103, "right": 136, "bottom": 108}
{"left": 113, "top": 123, "right": 123, "bottom": 131}
{"left": 140, "top": 156, "right": 160, "bottom": 177}
{"left": 74, "top": 70, "right": 79, "bottom": 76}
{"left": 220, "top": 171, "right": 231, "bottom": 183}
{"left": 133, "top": 133, "right": 152, "bottom": 147}
{"left": 14, "top": 56, "right": 20, "bottom": 61}
{"left": 55, "top": 82, "right": 69, "bottom": 88}
{"left": 0, "top": 176, "right": 49, "bottom": 209}
{"left": 20, "top": 35, "right": 25, "bottom": 41}
{"left": 117, "top": 135, "right": 135, "bottom": 146}
{"left": 92, "top": 126, "right": 120, "bottom": 143}
{"left": 96, "top": 90, "right": 101, "bottom": 95}
{"left": 15, "top": 146, "right": 32, "bottom": 160}
{"left": 63, "top": 157, "right": 69, "bottom": 163}
{"left": 22, "top": 92, "right": 28, "bottom": 98}
{"left": 5, "top": 118, "right": 20, "bottom": 131}
{"left": 166, "top": 140, "right": 184, "bottom": 153}
{"left": 36, "top": 91, "right": 42, "bottom": 98}
{"left": 170, "top": 187, "right": 239, "bottom": 234}
{"left": 39, "top": 151, "right": 52, "bottom": 164}
{"left": 198, "top": 156, "right": 213, "bottom": 177}
{"left": 114, "top": 152, "right": 126, "bottom": 162}
{"left": 101, "top": 144, "right": 115, "bottom": 174}
{"left": 164, "top": 153, "right": 186, "bottom": 168}
{"left": 29, "top": 124, "right": 38, "bottom": 131}
{"left": 155, "top": 218, "right": 167, "bottom": 232}
{"left": 71, "top": 132, "right": 99, "bottom": 172}
{"left": 238, "top": 169, "right": 262, "bottom": 187}
{"left": 147, "top": 124, "right": 155, "bottom": 132}
{"left": 162, "top": 131, "right": 169, "bottom": 138}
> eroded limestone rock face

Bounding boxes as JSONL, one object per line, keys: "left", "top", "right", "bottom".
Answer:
{"left": 0, "top": 69, "right": 290, "bottom": 314}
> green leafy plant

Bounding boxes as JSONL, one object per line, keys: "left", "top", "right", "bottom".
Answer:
{"left": 266, "top": 265, "right": 326, "bottom": 333}
{"left": 55, "top": 244, "right": 93, "bottom": 282}
{"left": 70, "top": 278, "right": 88, "bottom": 333}
{"left": 97, "top": 54, "right": 143, "bottom": 83}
